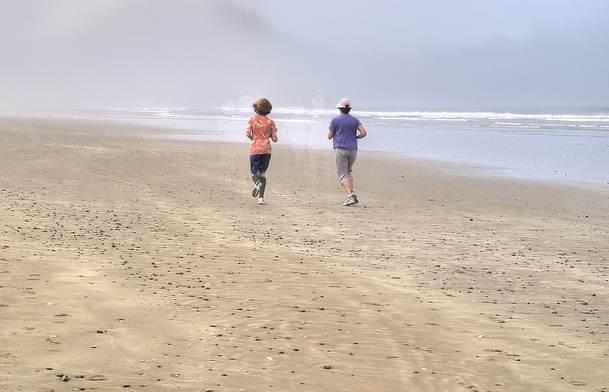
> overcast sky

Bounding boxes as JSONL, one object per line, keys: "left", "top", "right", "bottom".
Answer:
{"left": 1, "top": 0, "right": 608, "bottom": 110}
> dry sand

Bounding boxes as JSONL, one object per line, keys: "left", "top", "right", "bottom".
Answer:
{"left": 1, "top": 116, "right": 608, "bottom": 392}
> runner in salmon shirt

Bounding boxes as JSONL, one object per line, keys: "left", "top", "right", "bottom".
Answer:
{"left": 246, "top": 98, "right": 278, "bottom": 205}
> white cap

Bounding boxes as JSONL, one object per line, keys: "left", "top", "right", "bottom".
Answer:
{"left": 336, "top": 98, "right": 351, "bottom": 108}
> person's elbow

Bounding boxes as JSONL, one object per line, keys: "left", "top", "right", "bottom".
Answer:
{"left": 327, "top": 131, "right": 334, "bottom": 140}
{"left": 358, "top": 126, "right": 367, "bottom": 138}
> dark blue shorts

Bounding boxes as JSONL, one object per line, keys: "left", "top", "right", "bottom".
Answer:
{"left": 250, "top": 154, "right": 272, "bottom": 174}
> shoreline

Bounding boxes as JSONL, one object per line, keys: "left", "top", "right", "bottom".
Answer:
{"left": 3, "top": 109, "right": 608, "bottom": 187}
{"left": 1, "top": 116, "right": 608, "bottom": 391}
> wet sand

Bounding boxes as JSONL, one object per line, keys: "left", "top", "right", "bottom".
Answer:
{"left": 1, "top": 116, "right": 608, "bottom": 391}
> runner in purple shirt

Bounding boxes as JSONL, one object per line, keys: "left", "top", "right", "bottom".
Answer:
{"left": 327, "top": 98, "right": 367, "bottom": 206}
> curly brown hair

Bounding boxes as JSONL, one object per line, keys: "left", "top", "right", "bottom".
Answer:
{"left": 253, "top": 98, "right": 272, "bottom": 115}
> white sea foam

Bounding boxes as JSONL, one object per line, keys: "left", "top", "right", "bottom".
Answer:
{"left": 34, "top": 105, "right": 609, "bottom": 133}
{"left": 6, "top": 106, "right": 607, "bottom": 185}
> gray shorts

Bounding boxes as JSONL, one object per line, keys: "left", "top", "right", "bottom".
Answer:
{"left": 334, "top": 148, "right": 357, "bottom": 184}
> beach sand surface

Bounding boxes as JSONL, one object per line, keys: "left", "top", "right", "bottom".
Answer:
{"left": 1, "top": 117, "right": 608, "bottom": 392}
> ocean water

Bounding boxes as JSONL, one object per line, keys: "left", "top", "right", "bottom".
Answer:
{"left": 22, "top": 106, "right": 609, "bottom": 186}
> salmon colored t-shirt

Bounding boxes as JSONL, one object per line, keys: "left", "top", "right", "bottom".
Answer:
{"left": 246, "top": 114, "right": 277, "bottom": 155}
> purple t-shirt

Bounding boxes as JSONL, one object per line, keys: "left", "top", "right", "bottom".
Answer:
{"left": 329, "top": 114, "right": 362, "bottom": 151}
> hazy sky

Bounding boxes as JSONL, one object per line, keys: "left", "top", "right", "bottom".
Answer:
{"left": 1, "top": 0, "right": 608, "bottom": 110}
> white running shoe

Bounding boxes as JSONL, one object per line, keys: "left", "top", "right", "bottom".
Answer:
{"left": 258, "top": 197, "right": 266, "bottom": 205}
{"left": 343, "top": 195, "right": 356, "bottom": 206}
{"left": 252, "top": 181, "right": 262, "bottom": 197}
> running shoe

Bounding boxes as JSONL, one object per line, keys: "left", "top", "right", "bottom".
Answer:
{"left": 252, "top": 180, "right": 262, "bottom": 197}
{"left": 343, "top": 195, "right": 356, "bottom": 206}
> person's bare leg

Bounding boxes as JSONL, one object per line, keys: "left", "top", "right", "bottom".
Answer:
{"left": 342, "top": 180, "right": 352, "bottom": 195}
{"left": 343, "top": 174, "right": 355, "bottom": 194}
{"left": 343, "top": 175, "right": 358, "bottom": 205}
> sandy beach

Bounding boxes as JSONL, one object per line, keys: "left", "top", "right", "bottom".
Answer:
{"left": 1, "top": 116, "right": 608, "bottom": 392}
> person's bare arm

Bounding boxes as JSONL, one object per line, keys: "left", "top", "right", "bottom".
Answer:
{"left": 356, "top": 124, "right": 367, "bottom": 139}
{"left": 271, "top": 126, "right": 278, "bottom": 142}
